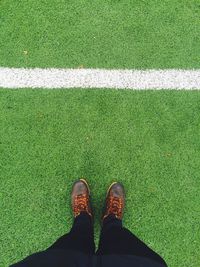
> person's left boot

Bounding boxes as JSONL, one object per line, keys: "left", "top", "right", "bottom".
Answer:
{"left": 71, "top": 178, "right": 93, "bottom": 218}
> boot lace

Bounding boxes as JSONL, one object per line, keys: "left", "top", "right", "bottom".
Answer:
{"left": 107, "top": 196, "right": 123, "bottom": 219}
{"left": 74, "top": 194, "right": 91, "bottom": 216}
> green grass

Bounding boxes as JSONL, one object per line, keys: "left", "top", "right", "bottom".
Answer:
{"left": 1, "top": 0, "right": 200, "bottom": 266}
{"left": 0, "top": 0, "right": 200, "bottom": 69}
{"left": 0, "top": 89, "right": 200, "bottom": 267}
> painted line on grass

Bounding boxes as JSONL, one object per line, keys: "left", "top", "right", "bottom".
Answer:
{"left": 0, "top": 67, "right": 200, "bottom": 90}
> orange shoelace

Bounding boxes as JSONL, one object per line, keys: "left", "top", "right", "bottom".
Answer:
{"left": 73, "top": 193, "right": 91, "bottom": 217}
{"left": 106, "top": 196, "right": 123, "bottom": 219}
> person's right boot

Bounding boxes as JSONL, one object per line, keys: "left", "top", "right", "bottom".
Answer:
{"left": 102, "top": 182, "right": 125, "bottom": 223}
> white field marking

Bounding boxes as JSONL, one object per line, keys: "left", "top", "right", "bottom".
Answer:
{"left": 0, "top": 67, "right": 200, "bottom": 90}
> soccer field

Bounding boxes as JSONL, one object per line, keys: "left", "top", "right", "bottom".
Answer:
{"left": 0, "top": 1, "right": 200, "bottom": 267}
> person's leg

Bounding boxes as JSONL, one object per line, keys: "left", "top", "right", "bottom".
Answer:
{"left": 96, "top": 214, "right": 166, "bottom": 265}
{"left": 47, "top": 212, "right": 95, "bottom": 254}
{"left": 48, "top": 179, "right": 95, "bottom": 254}
{"left": 97, "top": 182, "right": 167, "bottom": 266}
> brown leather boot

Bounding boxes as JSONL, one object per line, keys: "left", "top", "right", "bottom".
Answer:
{"left": 102, "top": 182, "right": 125, "bottom": 222}
{"left": 71, "top": 178, "right": 92, "bottom": 218}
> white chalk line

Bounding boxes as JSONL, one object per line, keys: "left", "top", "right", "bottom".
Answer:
{"left": 0, "top": 67, "right": 200, "bottom": 90}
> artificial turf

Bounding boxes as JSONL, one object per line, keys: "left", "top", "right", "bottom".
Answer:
{"left": 0, "top": 0, "right": 200, "bottom": 69}
{"left": 1, "top": 0, "right": 200, "bottom": 266}
{"left": 0, "top": 89, "right": 200, "bottom": 267}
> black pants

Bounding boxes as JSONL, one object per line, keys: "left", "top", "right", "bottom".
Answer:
{"left": 47, "top": 213, "right": 166, "bottom": 265}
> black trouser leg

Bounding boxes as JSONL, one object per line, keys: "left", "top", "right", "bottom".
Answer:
{"left": 47, "top": 212, "right": 95, "bottom": 254}
{"left": 96, "top": 215, "right": 167, "bottom": 266}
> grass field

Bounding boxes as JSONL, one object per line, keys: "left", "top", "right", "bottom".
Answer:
{"left": 0, "top": 0, "right": 200, "bottom": 69}
{"left": 1, "top": 89, "right": 200, "bottom": 267}
{"left": 0, "top": 1, "right": 200, "bottom": 267}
